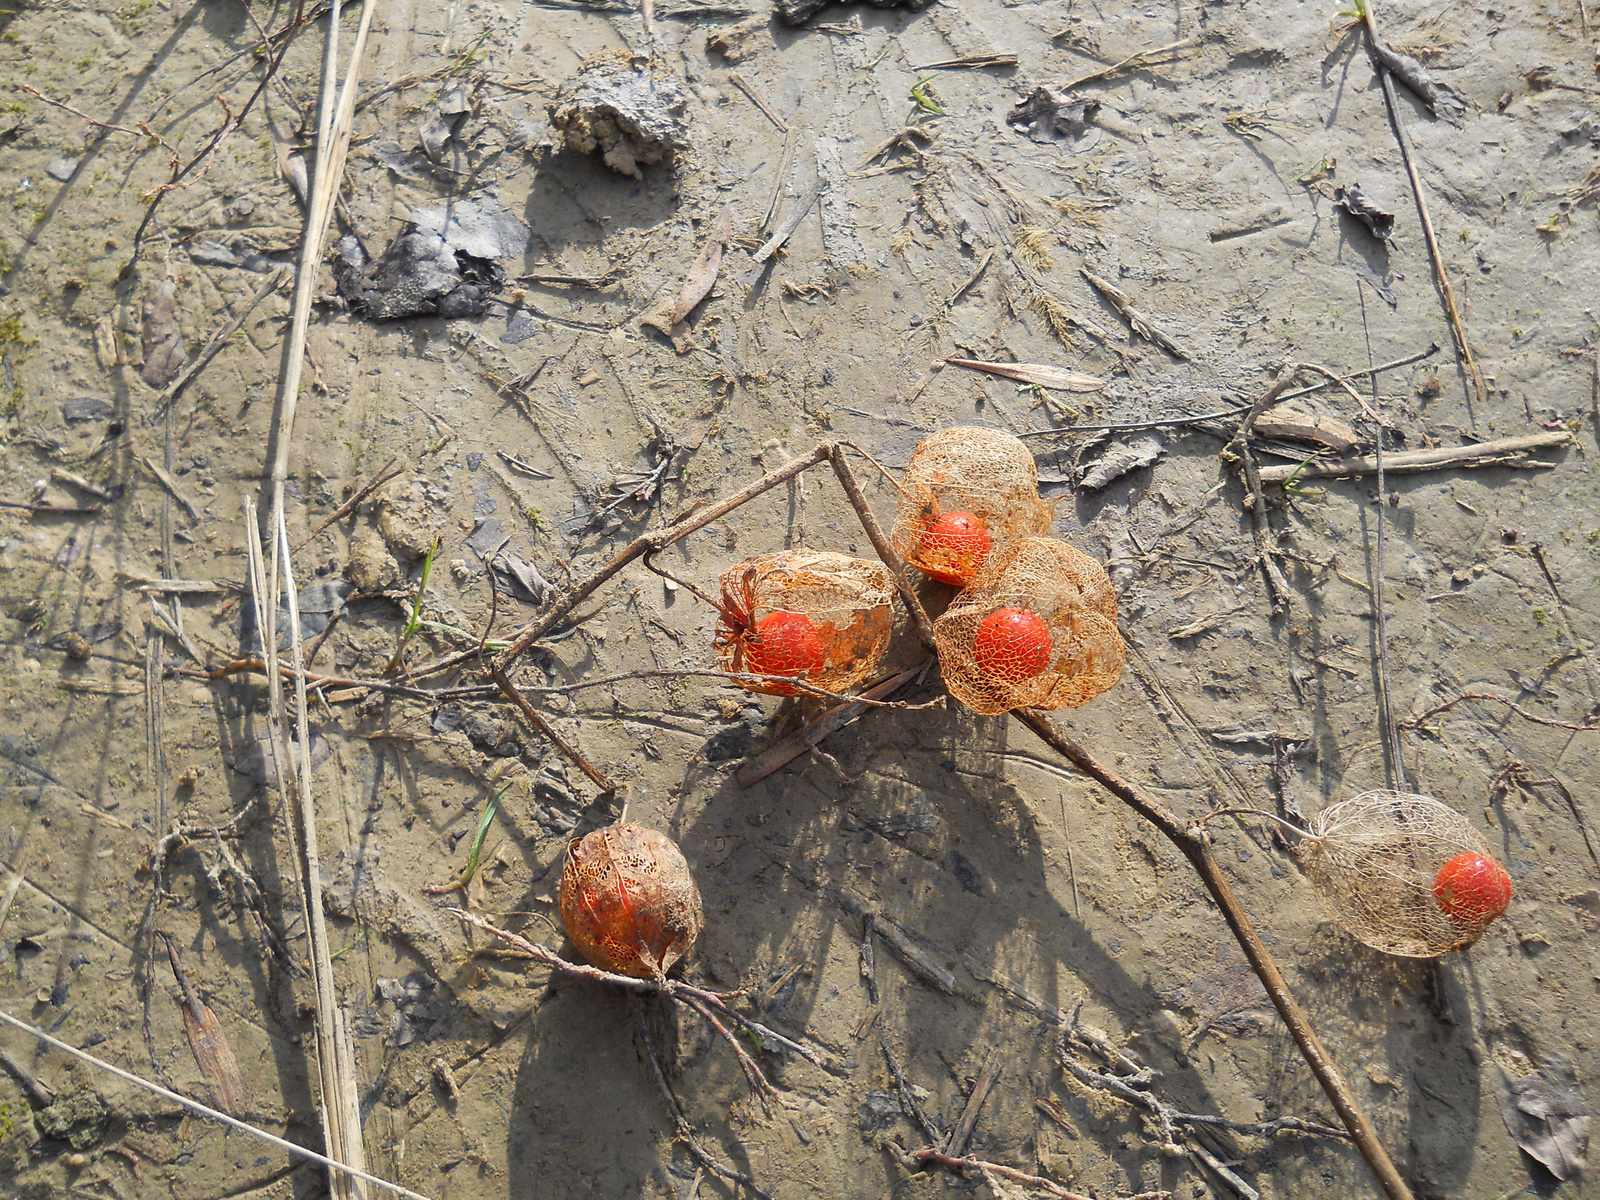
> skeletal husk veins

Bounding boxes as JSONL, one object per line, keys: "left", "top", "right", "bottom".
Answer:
{"left": 714, "top": 550, "right": 895, "bottom": 696}
{"left": 1294, "top": 790, "right": 1512, "bottom": 958}
{"left": 933, "top": 536, "right": 1125, "bottom": 716}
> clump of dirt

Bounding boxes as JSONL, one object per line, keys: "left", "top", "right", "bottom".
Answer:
{"left": 34, "top": 1086, "right": 107, "bottom": 1151}
{"left": 548, "top": 51, "right": 689, "bottom": 178}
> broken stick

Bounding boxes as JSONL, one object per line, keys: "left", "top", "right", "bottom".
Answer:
{"left": 1256, "top": 431, "right": 1570, "bottom": 482}
{"left": 1361, "top": 0, "right": 1485, "bottom": 413}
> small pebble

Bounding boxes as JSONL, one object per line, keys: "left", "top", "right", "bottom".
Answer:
{"left": 46, "top": 158, "right": 77, "bottom": 182}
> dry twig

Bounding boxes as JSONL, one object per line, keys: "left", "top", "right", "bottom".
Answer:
{"left": 1403, "top": 691, "right": 1600, "bottom": 733}
{"left": 297, "top": 456, "right": 404, "bottom": 549}
{"left": 1011, "top": 709, "right": 1413, "bottom": 1200}
{"left": 1055, "top": 36, "right": 1200, "bottom": 89}
{"left": 633, "top": 1006, "right": 774, "bottom": 1199}
{"left": 1255, "top": 432, "right": 1570, "bottom": 481}
{"left": 1361, "top": 0, "right": 1486, "bottom": 415}
{"left": 944, "top": 1047, "right": 1003, "bottom": 1156}
{"left": 452, "top": 910, "right": 823, "bottom": 1067}
{"left": 1226, "top": 368, "right": 1300, "bottom": 617}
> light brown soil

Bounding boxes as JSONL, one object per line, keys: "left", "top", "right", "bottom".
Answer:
{"left": 0, "top": 0, "right": 1597, "bottom": 1197}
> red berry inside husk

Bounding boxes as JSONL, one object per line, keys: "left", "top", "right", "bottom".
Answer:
{"left": 973, "top": 607, "right": 1052, "bottom": 685}
{"left": 560, "top": 823, "right": 704, "bottom": 979}
{"left": 1432, "top": 851, "right": 1513, "bottom": 925}
{"left": 916, "top": 511, "right": 992, "bottom": 585}
{"left": 744, "top": 610, "right": 825, "bottom": 679}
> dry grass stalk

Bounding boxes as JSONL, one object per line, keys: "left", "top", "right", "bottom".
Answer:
{"left": 1029, "top": 290, "right": 1080, "bottom": 348}
{"left": 254, "top": 1, "right": 379, "bottom": 1193}
{"left": 1050, "top": 195, "right": 1119, "bottom": 227}
{"left": 276, "top": 508, "right": 369, "bottom": 1200}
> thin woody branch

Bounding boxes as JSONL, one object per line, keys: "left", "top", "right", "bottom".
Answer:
{"left": 1010, "top": 709, "right": 1413, "bottom": 1200}
{"left": 493, "top": 444, "right": 834, "bottom": 673}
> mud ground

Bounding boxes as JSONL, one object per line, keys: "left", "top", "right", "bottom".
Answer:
{"left": 0, "top": 0, "right": 1598, "bottom": 1196}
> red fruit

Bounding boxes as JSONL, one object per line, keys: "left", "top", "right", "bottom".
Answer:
{"left": 744, "top": 610, "right": 825, "bottom": 678}
{"left": 973, "top": 607, "right": 1052, "bottom": 685}
{"left": 1432, "top": 852, "right": 1513, "bottom": 925}
{"left": 916, "top": 511, "right": 992, "bottom": 585}
{"left": 560, "top": 823, "right": 704, "bottom": 979}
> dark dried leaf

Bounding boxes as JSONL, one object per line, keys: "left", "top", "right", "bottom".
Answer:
{"left": 180, "top": 1000, "right": 248, "bottom": 1115}
{"left": 43, "top": 622, "right": 122, "bottom": 652}
{"left": 1371, "top": 41, "right": 1467, "bottom": 125}
{"left": 1007, "top": 87, "right": 1102, "bottom": 152}
{"left": 502, "top": 309, "right": 538, "bottom": 344}
{"left": 239, "top": 580, "right": 352, "bottom": 653}
{"left": 164, "top": 938, "right": 248, "bottom": 1116}
{"left": 140, "top": 278, "right": 186, "bottom": 388}
{"left": 232, "top": 732, "right": 331, "bottom": 789}
{"left": 465, "top": 518, "right": 507, "bottom": 557}
{"left": 1498, "top": 1070, "right": 1590, "bottom": 1182}
{"left": 1170, "top": 963, "right": 1276, "bottom": 1040}
{"left": 372, "top": 139, "right": 425, "bottom": 180}
{"left": 419, "top": 110, "right": 463, "bottom": 163}
{"left": 61, "top": 398, "right": 115, "bottom": 423}
{"left": 1334, "top": 182, "right": 1395, "bottom": 241}
{"left": 488, "top": 551, "right": 552, "bottom": 604}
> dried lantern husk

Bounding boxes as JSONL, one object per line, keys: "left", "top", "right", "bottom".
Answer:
{"left": 559, "top": 823, "right": 704, "bottom": 979}
{"left": 890, "top": 426, "right": 1053, "bottom": 587}
{"left": 715, "top": 550, "right": 895, "bottom": 696}
{"left": 1295, "top": 790, "right": 1512, "bottom": 958}
{"left": 933, "top": 536, "right": 1125, "bottom": 716}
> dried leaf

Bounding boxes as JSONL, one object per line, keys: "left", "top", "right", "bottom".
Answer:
{"left": 1006, "top": 87, "right": 1102, "bottom": 152}
{"left": 268, "top": 121, "right": 308, "bottom": 205}
{"left": 1333, "top": 183, "right": 1395, "bottom": 242}
{"left": 1498, "top": 1070, "right": 1590, "bottom": 1181}
{"left": 180, "top": 1003, "right": 248, "bottom": 1115}
{"left": 418, "top": 110, "right": 459, "bottom": 163}
{"left": 641, "top": 205, "right": 731, "bottom": 340}
{"left": 1371, "top": 40, "right": 1467, "bottom": 125}
{"left": 1076, "top": 436, "right": 1164, "bottom": 490}
{"left": 1168, "top": 606, "right": 1247, "bottom": 640}
{"left": 232, "top": 732, "right": 331, "bottom": 789}
{"left": 140, "top": 278, "right": 185, "bottom": 388}
{"left": 489, "top": 550, "right": 553, "bottom": 604}
{"left": 43, "top": 622, "right": 122, "bottom": 652}
{"left": 946, "top": 357, "right": 1105, "bottom": 393}
{"left": 1170, "top": 963, "right": 1276, "bottom": 1040}
{"left": 163, "top": 937, "right": 249, "bottom": 1116}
